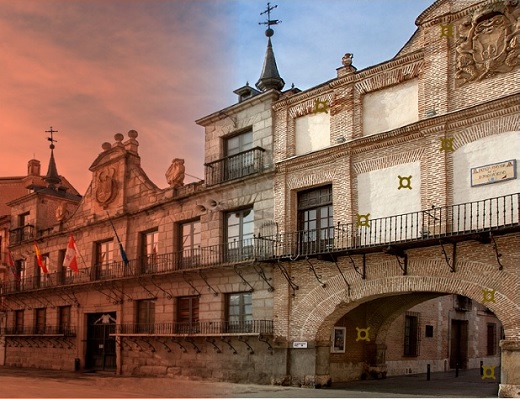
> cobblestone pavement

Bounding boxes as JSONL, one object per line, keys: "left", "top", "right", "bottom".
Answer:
{"left": 0, "top": 366, "right": 499, "bottom": 398}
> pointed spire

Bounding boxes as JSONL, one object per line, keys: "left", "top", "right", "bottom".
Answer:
{"left": 255, "top": 3, "right": 285, "bottom": 92}
{"left": 44, "top": 127, "right": 61, "bottom": 189}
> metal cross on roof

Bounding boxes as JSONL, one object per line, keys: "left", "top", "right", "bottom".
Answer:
{"left": 45, "top": 126, "right": 58, "bottom": 149}
{"left": 259, "top": 2, "right": 281, "bottom": 37}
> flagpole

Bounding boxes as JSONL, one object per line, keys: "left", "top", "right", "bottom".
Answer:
{"left": 105, "top": 211, "right": 129, "bottom": 266}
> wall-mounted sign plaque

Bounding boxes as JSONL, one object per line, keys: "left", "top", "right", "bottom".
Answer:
{"left": 471, "top": 160, "right": 516, "bottom": 187}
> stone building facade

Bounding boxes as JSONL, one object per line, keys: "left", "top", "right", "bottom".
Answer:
{"left": 0, "top": 0, "right": 519, "bottom": 397}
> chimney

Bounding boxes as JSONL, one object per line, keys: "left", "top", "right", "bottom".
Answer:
{"left": 27, "top": 159, "right": 41, "bottom": 176}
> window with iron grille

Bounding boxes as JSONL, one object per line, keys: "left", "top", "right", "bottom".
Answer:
{"left": 179, "top": 220, "right": 201, "bottom": 268}
{"left": 140, "top": 229, "right": 159, "bottom": 272}
{"left": 225, "top": 208, "right": 254, "bottom": 262}
{"left": 135, "top": 299, "right": 155, "bottom": 333}
{"left": 224, "top": 130, "right": 254, "bottom": 180}
{"left": 176, "top": 296, "right": 199, "bottom": 333}
{"left": 297, "top": 186, "right": 333, "bottom": 253}
{"left": 487, "top": 323, "right": 497, "bottom": 356}
{"left": 34, "top": 308, "right": 46, "bottom": 334}
{"left": 14, "top": 310, "right": 24, "bottom": 333}
{"left": 59, "top": 305, "right": 71, "bottom": 335}
{"left": 226, "top": 292, "right": 253, "bottom": 333}
{"left": 404, "top": 313, "right": 420, "bottom": 356}
{"left": 95, "top": 240, "right": 114, "bottom": 278}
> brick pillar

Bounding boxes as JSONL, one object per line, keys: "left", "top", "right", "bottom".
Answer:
{"left": 499, "top": 340, "right": 520, "bottom": 398}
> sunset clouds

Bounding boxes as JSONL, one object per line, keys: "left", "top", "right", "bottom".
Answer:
{"left": 0, "top": 0, "right": 234, "bottom": 192}
{"left": 0, "top": 0, "right": 433, "bottom": 194}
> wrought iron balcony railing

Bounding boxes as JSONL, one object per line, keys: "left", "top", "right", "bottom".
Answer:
{"left": 1, "top": 193, "right": 517, "bottom": 294}
{"left": 205, "top": 147, "right": 266, "bottom": 186}
{"left": 2, "top": 326, "right": 76, "bottom": 336}
{"left": 112, "top": 320, "right": 273, "bottom": 336}
{"left": 9, "top": 225, "right": 35, "bottom": 245}
{"left": 255, "top": 193, "right": 519, "bottom": 260}
{"left": 1, "top": 239, "right": 257, "bottom": 293}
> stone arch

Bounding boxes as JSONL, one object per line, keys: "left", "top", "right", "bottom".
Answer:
{"left": 288, "top": 259, "right": 519, "bottom": 342}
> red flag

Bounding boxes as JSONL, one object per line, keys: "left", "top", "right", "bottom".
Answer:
{"left": 63, "top": 235, "right": 79, "bottom": 273}
{"left": 34, "top": 241, "right": 48, "bottom": 274}
{"left": 7, "top": 250, "right": 19, "bottom": 280}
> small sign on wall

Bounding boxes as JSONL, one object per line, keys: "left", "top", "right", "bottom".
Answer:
{"left": 471, "top": 160, "right": 516, "bottom": 187}
{"left": 292, "top": 341, "right": 308, "bottom": 349}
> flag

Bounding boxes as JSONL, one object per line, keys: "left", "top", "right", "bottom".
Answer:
{"left": 119, "top": 242, "right": 129, "bottom": 267}
{"left": 7, "top": 250, "right": 19, "bottom": 280}
{"left": 63, "top": 235, "right": 79, "bottom": 273}
{"left": 34, "top": 241, "right": 48, "bottom": 274}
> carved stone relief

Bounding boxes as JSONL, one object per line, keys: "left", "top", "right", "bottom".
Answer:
{"left": 455, "top": 1, "right": 519, "bottom": 86}
{"left": 95, "top": 167, "right": 117, "bottom": 205}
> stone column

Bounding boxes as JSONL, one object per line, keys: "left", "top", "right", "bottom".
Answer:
{"left": 499, "top": 340, "right": 520, "bottom": 398}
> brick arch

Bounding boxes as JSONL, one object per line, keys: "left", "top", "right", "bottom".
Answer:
{"left": 289, "top": 259, "right": 520, "bottom": 342}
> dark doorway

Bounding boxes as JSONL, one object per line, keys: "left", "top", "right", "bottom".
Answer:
{"left": 450, "top": 319, "right": 468, "bottom": 369}
{"left": 85, "top": 312, "right": 117, "bottom": 371}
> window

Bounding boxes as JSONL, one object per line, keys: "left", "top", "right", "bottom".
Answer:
{"left": 176, "top": 296, "right": 199, "bottom": 333}
{"left": 95, "top": 240, "right": 114, "bottom": 279}
{"left": 227, "top": 292, "right": 253, "bottom": 332}
{"left": 226, "top": 208, "right": 254, "bottom": 262}
{"left": 18, "top": 212, "right": 29, "bottom": 227}
{"left": 455, "top": 295, "right": 471, "bottom": 311}
{"left": 14, "top": 310, "right": 24, "bottom": 333}
{"left": 179, "top": 220, "right": 201, "bottom": 269}
{"left": 224, "top": 130, "right": 254, "bottom": 180}
{"left": 487, "top": 323, "right": 497, "bottom": 356}
{"left": 34, "top": 308, "right": 46, "bottom": 334}
{"left": 15, "top": 259, "right": 25, "bottom": 291}
{"left": 425, "top": 325, "right": 434, "bottom": 338}
{"left": 36, "top": 254, "right": 50, "bottom": 288}
{"left": 59, "top": 306, "right": 71, "bottom": 335}
{"left": 135, "top": 299, "right": 155, "bottom": 333}
{"left": 331, "top": 327, "right": 346, "bottom": 353}
{"left": 404, "top": 314, "right": 419, "bottom": 356}
{"left": 141, "top": 229, "right": 159, "bottom": 273}
{"left": 297, "top": 186, "right": 333, "bottom": 253}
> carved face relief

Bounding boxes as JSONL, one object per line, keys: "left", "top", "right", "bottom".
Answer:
{"left": 455, "top": 2, "right": 519, "bottom": 86}
{"left": 95, "top": 168, "right": 117, "bottom": 205}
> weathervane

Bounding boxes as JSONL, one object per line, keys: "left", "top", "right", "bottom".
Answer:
{"left": 259, "top": 2, "right": 281, "bottom": 37}
{"left": 45, "top": 126, "right": 58, "bottom": 149}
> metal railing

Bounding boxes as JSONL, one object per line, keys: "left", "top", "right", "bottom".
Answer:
{"left": 254, "top": 193, "right": 519, "bottom": 260}
{"left": 205, "top": 147, "right": 266, "bottom": 186}
{"left": 1, "top": 239, "right": 257, "bottom": 294}
{"left": 113, "top": 320, "right": 273, "bottom": 335}
{"left": 9, "top": 225, "right": 35, "bottom": 244}
{"left": 1, "top": 193, "right": 517, "bottom": 294}
{"left": 2, "top": 326, "right": 76, "bottom": 336}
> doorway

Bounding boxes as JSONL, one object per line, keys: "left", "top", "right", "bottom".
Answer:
{"left": 450, "top": 319, "right": 468, "bottom": 369}
{"left": 85, "top": 312, "right": 117, "bottom": 371}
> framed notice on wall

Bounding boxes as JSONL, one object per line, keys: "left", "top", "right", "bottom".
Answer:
{"left": 471, "top": 160, "right": 517, "bottom": 187}
{"left": 331, "top": 327, "right": 346, "bottom": 353}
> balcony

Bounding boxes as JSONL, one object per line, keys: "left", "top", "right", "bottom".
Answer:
{"left": 0, "top": 239, "right": 257, "bottom": 294}
{"left": 205, "top": 147, "right": 266, "bottom": 186}
{"left": 1, "top": 194, "right": 517, "bottom": 295}
{"left": 255, "top": 193, "right": 520, "bottom": 260}
{"left": 9, "top": 225, "right": 35, "bottom": 244}
{"left": 2, "top": 326, "right": 76, "bottom": 336}
{"left": 112, "top": 320, "right": 273, "bottom": 336}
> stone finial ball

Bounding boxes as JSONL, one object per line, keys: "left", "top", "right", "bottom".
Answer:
{"left": 102, "top": 142, "right": 111, "bottom": 150}
{"left": 114, "top": 133, "right": 124, "bottom": 142}
{"left": 128, "top": 130, "right": 138, "bottom": 139}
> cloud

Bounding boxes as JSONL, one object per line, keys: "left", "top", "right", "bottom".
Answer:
{"left": 0, "top": 0, "right": 234, "bottom": 192}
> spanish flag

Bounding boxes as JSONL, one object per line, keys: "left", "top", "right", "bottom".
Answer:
{"left": 34, "top": 241, "right": 48, "bottom": 274}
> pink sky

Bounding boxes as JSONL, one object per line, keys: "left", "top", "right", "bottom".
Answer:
{"left": 0, "top": 0, "right": 235, "bottom": 193}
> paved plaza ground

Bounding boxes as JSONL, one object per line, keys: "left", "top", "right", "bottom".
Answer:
{"left": 0, "top": 366, "right": 499, "bottom": 398}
